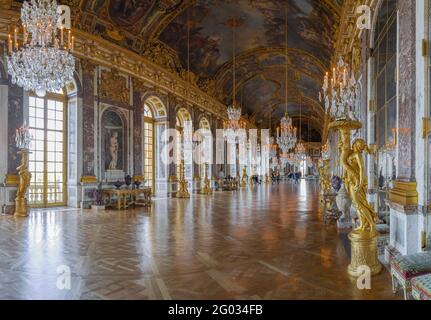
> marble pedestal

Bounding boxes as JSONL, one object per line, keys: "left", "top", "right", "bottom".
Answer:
{"left": 387, "top": 201, "right": 420, "bottom": 259}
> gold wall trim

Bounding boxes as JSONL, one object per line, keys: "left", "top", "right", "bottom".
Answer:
{"left": 388, "top": 181, "right": 419, "bottom": 207}
{"left": 80, "top": 176, "right": 98, "bottom": 184}
{"left": 5, "top": 174, "right": 18, "bottom": 187}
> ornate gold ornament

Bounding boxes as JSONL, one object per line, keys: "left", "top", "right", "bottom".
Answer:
{"left": 329, "top": 119, "right": 381, "bottom": 276}
{"left": 200, "top": 163, "right": 212, "bottom": 195}
{"left": 14, "top": 150, "right": 31, "bottom": 217}
{"left": 80, "top": 175, "right": 97, "bottom": 184}
{"left": 100, "top": 69, "right": 129, "bottom": 105}
{"left": 319, "top": 159, "right": 331, "bottom": 195}
{"left": 176, "top": 160, "right": 190, "bottom": 199}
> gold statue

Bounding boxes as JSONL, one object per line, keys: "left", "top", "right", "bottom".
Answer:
{"left": 176, "top": 160, "right": 190, "bottom": 198}
{"left": 318, "top": 159, "right": 331, "bottom": 195}
{"left": 15, "top": 150, "right": 31, "bottom": 217}
{"left": 342, "top": 139, "right": 378, "bottom": 233}
{"left": 200, "top": 163, "right": 212, "bottom": 195}
{"left": 329, "top": 119, "right": 381, "bottom": 276}
{"left": 241, "top": 166, "right": 247, "bottom": 188}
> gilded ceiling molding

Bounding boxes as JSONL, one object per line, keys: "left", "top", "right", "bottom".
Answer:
{"left": 0, "top": 11, "right": 228, "bottom": 121}
{"left": 333, "top": 0, "right": 377, "bottom": 68}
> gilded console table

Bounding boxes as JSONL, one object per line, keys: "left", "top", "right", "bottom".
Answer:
{"left": 103, "top": 188, "right": 152, "bottom": 210}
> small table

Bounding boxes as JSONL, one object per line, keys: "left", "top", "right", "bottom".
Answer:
{"left": 103, "top": 188, "right": 152, "bottom": 210}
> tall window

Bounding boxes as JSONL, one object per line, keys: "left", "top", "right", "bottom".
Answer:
{"left": 143, "top": 104, "right": 154, "bottom": 189}
{"left": 28, "top": 91, "right": 66, "bottom": 207}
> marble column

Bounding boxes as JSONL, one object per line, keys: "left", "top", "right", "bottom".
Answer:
{"left": 81, "top": 60, "right": 97, "bottom": 180}
{"left": 133, "top": 89, "right": 143, "bottom": 179}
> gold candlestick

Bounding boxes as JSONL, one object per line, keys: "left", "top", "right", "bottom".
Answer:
{"left": 329, "top": 119, "right": 381, "bottom": 277}
{"left": 176, "top": 160, "right": 190, "bottom": 198}
{"left": 14, "top": 150, "right": 31, "bottom": 217}
{"left": 200, "top": 163, "right": 212, "bottom": 195}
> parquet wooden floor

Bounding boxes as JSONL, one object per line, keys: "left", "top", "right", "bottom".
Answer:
{"left": 0, "top": 181, "right": 400, "bottom": 300}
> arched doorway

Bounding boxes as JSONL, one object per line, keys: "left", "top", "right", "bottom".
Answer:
{"left": 176, "top": 108, "right": 193, "bottom": 183}
{"left": 197, "top": 117, "right": 212, "bottom": 178}
{"left": 142, "top": 96, "right": 168, "bottom": 195}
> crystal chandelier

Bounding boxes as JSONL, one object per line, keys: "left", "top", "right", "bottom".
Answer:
{"left": 276, "top": 6, "right": 297, "bottom": 153}
{"left": 277, "top": 112, "right": 297, "bottom": 153}
{"left": 224, "top": 17, "right": 244, "bottom": 139}
{"left": 319, "top": 56, "right": 359, "bottom": 120}
{"left": 295, "top": 141, "right": 306, "bottom": 161}
{"left": 7, "top": 0, "right": 75, "bottom": 97}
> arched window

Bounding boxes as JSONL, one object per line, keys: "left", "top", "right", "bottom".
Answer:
{"left": 175, "top": 108, "right": 192, "bottom": 180}
{"left": 143, "top": 104, "right": 154, "bottom": 189}
{"left": 198, "top": 117, "right": 212, "bottom": 178}
{"left": 28, "top": 90, "right": 67, "bottom": 207}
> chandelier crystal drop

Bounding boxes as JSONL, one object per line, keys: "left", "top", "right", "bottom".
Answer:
{"left": 7, "top": 0, "right": 75, "bottom": 97}
{"left": 320, "top": 56, "right": 359, "bottom": 121}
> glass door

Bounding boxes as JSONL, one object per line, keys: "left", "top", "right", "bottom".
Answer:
{"left": 28, "top": 93, "right": 67, "bottom": 207}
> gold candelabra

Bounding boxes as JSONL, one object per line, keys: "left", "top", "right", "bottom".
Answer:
{"left": 200, "top": 163, "right": 212, "bottom": 195}
{"left": 176, "top": 160, "right": 190, "bottom": 199}
{"left": 14, "top": 150, "right": 31, "bottom": 217}
{"left": 329, "top": 119, "right": 381, "bottom": 277}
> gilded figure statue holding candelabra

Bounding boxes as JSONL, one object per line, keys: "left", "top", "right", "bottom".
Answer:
{"left": 323, "top": 57, "right": 381, "bottom": 276}
{"left": 14, "top": 122, "right": 33, "bottom": 217}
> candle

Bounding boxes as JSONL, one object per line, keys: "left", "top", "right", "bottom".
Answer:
{"left": 343, "top": 68, "right": 347, "bottom": 86}
{"left": 71, "top": 36, "right": 75, "bottom": 52}
{"left": 23, "top": 26, "right": 27, "bottom": 45}
{"left": 8, "top": 34, "right": 12, "bottom": 53}
{"left": 332, "top": 67, "right": 336, "bottom": 82}
{"left": 14, "top": 28, "right": 17, "bottom": 47}
{"left": 60, "top": 27, "right": 64, "bottom": 46}
{"left": 68, "top": 30, "right": 71, "bottom": 49}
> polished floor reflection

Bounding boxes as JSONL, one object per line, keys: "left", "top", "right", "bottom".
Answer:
{"left": 0, "top": 181, "right": 398, "bottom": 300}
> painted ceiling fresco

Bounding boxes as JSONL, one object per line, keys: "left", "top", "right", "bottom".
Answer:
{"left": 160, "top": 0, "right": 339, "bottom": 76}
{"left": 157, "top": 0, "right": 342, "bottom": 135}
{"left": 32, "top": 0, "right": 343, "bottom": 137}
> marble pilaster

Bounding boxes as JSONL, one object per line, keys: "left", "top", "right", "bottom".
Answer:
{"left": 81, "top": 60, "right": 96, "bottom": 179}
{"left": 133, "top": 90, "right": 143, "bottom": 178}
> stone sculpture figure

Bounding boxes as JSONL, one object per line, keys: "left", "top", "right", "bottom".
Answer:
{"left": 108, "top": 131, "right": 119, "bottom": 170}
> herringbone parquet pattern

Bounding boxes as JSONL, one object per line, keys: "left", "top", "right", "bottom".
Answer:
{"left": 0, "top": 182, "right": 399, "bottom": 300}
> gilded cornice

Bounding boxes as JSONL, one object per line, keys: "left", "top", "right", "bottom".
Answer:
{"left": 333, "top": 0, "right": 376, "bottom": 67}
{"left": 0, "top": 11, "right": 228, "bottom": 120}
